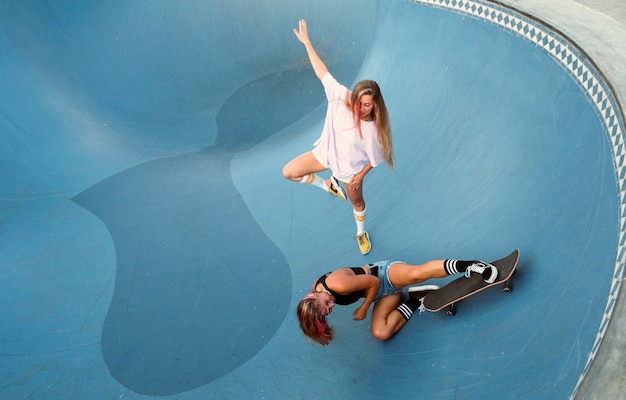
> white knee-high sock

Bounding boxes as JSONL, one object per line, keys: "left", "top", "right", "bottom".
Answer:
{"left": 300, "top": 174, "right": 328, "bottom": 191}
{"left": 354, "top": 208, "right": 366, "bottom": 234}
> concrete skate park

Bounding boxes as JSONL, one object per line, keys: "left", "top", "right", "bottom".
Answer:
{"left": 1, "top": 1, "right": 624, "bottom": 399}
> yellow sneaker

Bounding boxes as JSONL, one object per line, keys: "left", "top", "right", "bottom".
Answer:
{"left": 357, "top": 232, "right": 371, "bottom": 255}
{"left": 327, "top": 176, "right": 347, "bottom": 200}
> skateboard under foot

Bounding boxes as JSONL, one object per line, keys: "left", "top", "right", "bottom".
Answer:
{"left": 422, "top": 249, "right": 520, "bottom": 316}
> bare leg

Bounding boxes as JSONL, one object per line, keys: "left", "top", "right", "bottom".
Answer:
{"left": 345, "top": 184, "right": 365, "bottom": 211}
{"left": 369, "top": 261, "right": 447, "bottom": 340}
{"left": 387, "top": 260, "right": 448, "bottom": 289}
{"left": 370, "top": 293, "right": 406, "bottom": 340}
{"left": 282, "top": 151, "right": 327, "bottom": 182}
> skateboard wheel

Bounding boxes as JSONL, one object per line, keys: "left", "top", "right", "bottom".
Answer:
{"left": 445, "top": 304, "right": 456, "bottom": 317}
{"left": 503, "top": 283, "right": 513, "bottom": 293}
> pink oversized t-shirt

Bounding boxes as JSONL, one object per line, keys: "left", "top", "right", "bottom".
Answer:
{"left": 312, "top": 73, "right": 384, "bottom": 182}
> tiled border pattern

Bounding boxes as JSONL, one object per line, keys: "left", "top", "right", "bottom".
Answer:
{"left": 410, "top": 0, "right": 626, "bottom": 398}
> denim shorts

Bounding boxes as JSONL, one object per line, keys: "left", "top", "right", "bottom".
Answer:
{"left": 369, "top": 260, "right": 403, "bottom": 302}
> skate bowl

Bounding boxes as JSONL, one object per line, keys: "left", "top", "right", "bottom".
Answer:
{"left": 1, "top": 1, "right": 624, "bottom": 399}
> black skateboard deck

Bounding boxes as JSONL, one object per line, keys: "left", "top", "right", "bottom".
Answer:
{"left": 422, "top": 249, "right": 520, "bottom": 316}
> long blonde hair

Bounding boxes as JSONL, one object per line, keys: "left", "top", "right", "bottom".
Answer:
{"left": 348, "top": 80, "right": 394, "bottom": 168}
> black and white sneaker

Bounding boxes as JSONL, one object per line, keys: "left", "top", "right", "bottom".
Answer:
{"left": 326, "top": 176, "right": 346, "bottom": 200}
{"left": 466, "top": 262, "right": 498, "bottom": 284}
{"left": 408, "top": 285, "right": 440, "bottom": 314}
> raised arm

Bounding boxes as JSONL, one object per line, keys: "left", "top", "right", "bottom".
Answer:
{"left": 293, "top": 19, "right": 329, "bottom": 81}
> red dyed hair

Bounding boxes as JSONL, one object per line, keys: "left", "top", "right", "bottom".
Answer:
{"left": 296, "top": 296, "right": 334, "bottom": 345}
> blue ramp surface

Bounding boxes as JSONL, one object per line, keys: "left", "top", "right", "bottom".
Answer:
{"left": 1, "top": 1, "right": 623, "bottom": 399}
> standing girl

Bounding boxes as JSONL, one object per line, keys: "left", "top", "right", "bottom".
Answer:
{"left": 282, "top": 19, "right": 393, "bottom": 255}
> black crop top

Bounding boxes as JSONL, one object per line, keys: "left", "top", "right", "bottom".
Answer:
{"left": 315, "top": 267, "right": 367, "bottom": 305}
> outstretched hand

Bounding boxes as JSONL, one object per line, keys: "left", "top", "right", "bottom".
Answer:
{"left": 292, "top": 19, "right": 329, "bottom": 81}
{"left": 293, "top": 19, "right": 311, "bottom": 45}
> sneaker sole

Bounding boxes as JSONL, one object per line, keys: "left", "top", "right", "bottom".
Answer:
{"left": 408, "top": 284, "right": 441, "bottom": 293}
{"left": 357, "top": 232, "right": 371, "bottom": 255}
{"left": 329, "top": 176, "right": 347, "bottom": 200}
